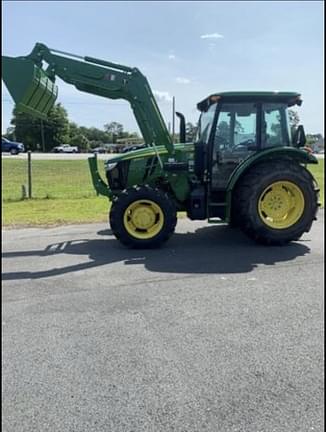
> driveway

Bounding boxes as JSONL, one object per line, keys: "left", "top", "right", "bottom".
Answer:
{"left": 2, "top": 213, "right": 324, "bottom": 432}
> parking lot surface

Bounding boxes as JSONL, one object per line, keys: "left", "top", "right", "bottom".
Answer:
{"left": 2, "top": 212, "right": 324, "bottom": 432}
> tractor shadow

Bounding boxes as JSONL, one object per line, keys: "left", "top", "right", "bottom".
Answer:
{"left": 2, "top": 224, "right": 311, "bottom": 280}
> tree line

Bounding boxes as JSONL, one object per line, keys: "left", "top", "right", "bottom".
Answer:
{"left": 3, "top": 104, "right": 141, "bottom": 152}
{"left": 3, "top": 103, "right": 198, "bottom": 152}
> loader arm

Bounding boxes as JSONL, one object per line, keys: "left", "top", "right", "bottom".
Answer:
{"left": 2, "top": 42, "right": 174, "bottom": 154}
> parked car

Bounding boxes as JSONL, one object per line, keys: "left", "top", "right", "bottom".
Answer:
{"left": 52, "top": 144, "right": 79, "bottom": 153}
{"left": 90, "top": 147, "right": 107, "bottom": 154}
{"left": 122, "top": 144, "right": 147, "bottom": 153}
{"left": 1, "top": 137, "right": 25, "bottom": 155}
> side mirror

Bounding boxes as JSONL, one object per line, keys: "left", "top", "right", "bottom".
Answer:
{"left": 292, "top": 125, "right": 306, "bottom": 147}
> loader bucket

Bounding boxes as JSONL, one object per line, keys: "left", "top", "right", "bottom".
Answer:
{"left": 2, "top": 56, "right": 58, "bottom": 119}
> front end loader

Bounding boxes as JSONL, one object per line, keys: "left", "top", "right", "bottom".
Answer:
{"left": 2, "top": 43, "right": 320, "bottom": 248}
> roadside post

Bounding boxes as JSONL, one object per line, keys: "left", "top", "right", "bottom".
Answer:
{"left": 27, "top": 150, "right": 32, "bottom": 198}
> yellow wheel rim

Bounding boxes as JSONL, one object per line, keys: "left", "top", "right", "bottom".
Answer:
{"left": 258, "top": 181, "right": 305, "bottom": 229}
{"left": 123, "top": 199, "right": 164, "bottom": 239}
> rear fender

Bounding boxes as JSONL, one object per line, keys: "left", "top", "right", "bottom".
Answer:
{"left": 225, "top": 147, "right": 318, "bottom": 221}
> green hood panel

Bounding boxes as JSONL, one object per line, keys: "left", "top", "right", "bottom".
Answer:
{"left": 104, "top": 142, "right": 194, "bottom": 165}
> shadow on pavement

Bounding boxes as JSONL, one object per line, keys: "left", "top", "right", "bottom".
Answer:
{"left": 2, "top": 225, "right": 310, "bottom": 280}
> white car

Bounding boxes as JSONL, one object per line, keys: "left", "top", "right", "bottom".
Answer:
{"left": 52, "top": 144, "right": 79, "bottom": 153}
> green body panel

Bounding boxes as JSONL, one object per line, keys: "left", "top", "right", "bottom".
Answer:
{"left": 88, "top": 156, "right": 112, "bottom": 198}
{"left": 2, "top": 56, "right": 58, "bottom": 119}
{"left": 90, "top": 144, "right": 318, "bottom": 221}
{"left": 104, "top": 142, "right": 194, "bottom": 163}
{"left": 89, "top": 143, "right": 194, "bottom": 204}
{"left": 224, "top": 147, "right": 318, "bottom": 221}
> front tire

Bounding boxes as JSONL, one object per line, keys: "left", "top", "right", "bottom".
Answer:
{"left": 110, "top": 185, "right": 177, "bottom": 248}
{"left": 233, "top": 160, "right": 319, "bottom": 245}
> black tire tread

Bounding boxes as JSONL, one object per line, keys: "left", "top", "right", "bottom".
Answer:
{"left": 109, "top": 185, "right": 177, "bottom": 248}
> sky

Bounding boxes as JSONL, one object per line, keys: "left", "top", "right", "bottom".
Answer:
{"left": 2, "top": 1, "right": 324, "bottom": 135}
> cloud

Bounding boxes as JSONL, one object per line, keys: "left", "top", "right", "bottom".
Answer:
{"left": 176, "top": 77, "right": 191, "bottom": 84}
{"left": 168, "top": 54, "right": 176, "bottom": 60}
{"left": 200, "top": 33, "right": 224, "bottom": 39}
{"left": 153, "top": 90, "right": 173, "bottom": 103}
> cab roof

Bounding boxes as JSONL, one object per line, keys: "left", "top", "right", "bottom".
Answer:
{"left": 197, "top": 91, "right": 302, "bottom": 112}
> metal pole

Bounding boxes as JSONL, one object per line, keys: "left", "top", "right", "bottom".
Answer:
{"left": 41, "top": 119, "right": 45, "bottom": 152}
{"left": 27, "top": 151, "right": 32, "bottom": 199}
{"left": 172, "top": 96, "right": 175, "bottom": 143}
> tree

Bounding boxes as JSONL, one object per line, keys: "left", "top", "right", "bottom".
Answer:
{"left": 104, "top": 121, "right": 124, "bottom": 143}
{"left": 10, "top": 109, "right": 42, "bottom": 151}
{"left": 3, "top": 126, "right": 16, "bottom": 141}
{"left": 70, "top": 134, "right": 90, "bottom": 152}
{"left": 288, "top": 109, "right": 300, "bottom": 134}
{"left": 11, "top": 103, "right": 70, "bottom": 151}
{"left": 305, "top": 133, "right": 324, "bottom": 151}
{"left": 68, "top": 122, "right": 80, "bottom": 140}
{"left": 185, "top": 122, "right": 198, "bottom": 142}
{"left": 46, "top": 103, "right": 70, "bottom": 149}
{"left": 216, "top": 121, "right": 230, "bottom": 141}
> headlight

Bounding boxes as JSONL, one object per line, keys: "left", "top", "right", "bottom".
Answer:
{"left": 106, "top": 162, "right": 117, "bottom": 171}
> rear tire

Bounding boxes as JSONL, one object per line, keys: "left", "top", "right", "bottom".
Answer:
{"left": 233, "top": 160, "right": 319, "bottom": 245}
{"left": 110, "top": 185, "right": 177, "bottom": 248}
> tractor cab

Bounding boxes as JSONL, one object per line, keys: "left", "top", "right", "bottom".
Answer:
{"left": 196, "top": 91, "right": 305, "bottom": 192}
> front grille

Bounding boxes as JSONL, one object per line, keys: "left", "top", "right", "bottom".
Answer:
{"left": 106, "top": 161, "right": 130, "bottom": 190}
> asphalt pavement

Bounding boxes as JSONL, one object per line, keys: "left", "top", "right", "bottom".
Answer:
{"left": 2, "top": 212, "right": 324, "bottom": 432}
{"left": 1, "top": 152, "right": 115, "bottom": 160}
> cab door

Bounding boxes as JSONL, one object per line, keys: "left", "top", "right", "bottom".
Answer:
{"left": 211, "top": 102, "right": 258, "bottom": 190}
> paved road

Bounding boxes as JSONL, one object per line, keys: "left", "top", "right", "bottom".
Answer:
{"left": 1, "top": 152, "right": 325, "bottom": 160}
{"left": 1, "top": 152, "right": 116, "bottom": 160}
{"left": 2, "top": 213, "right": 324, "bottom": 432}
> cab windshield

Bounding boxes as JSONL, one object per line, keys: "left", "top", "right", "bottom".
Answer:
{"left": 196, "top": 103, "right": 217, "bottom": 144}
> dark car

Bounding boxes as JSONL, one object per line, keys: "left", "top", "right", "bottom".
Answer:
{"left": 90, "top": 147, "right": 107, "bottom": 154}
{"left": 1, "top": 137, "right": 25, "bottom": 155}
{"left": 122, "top": 144, "right": 146, "bottom": 153}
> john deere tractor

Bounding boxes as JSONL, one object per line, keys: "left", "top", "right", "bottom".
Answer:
{"left": 2, "top": 43, "right": 320, "bottom": 247}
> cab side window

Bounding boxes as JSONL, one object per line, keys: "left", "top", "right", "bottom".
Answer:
{"left": 262, "top": 104, "right": 290, "bottom": 148}
{"left": 214, "top": 103, "right": 257, "bottom": 152}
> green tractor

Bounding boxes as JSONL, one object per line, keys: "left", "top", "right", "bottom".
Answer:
{"left": 2, "top": 43, "right": 320, "bottom": 248}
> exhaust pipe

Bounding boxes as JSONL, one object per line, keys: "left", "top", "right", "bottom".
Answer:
{"left": 176, "top": 111, "right": 186, "bottom": 143}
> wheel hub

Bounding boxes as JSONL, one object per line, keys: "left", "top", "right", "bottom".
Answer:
{"left": 123, "top": 199, "right": 164, "bottom": 239}
{"left": 131, "top": 206, "right": 156, "bottom": 229}
{"left": 258, "top": 181, "right": 305, "bottom": 229}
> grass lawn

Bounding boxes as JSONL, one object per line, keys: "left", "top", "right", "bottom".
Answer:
{"left": 310, "top": 160, "right": 324, "bottom": 206}
{"left": 2, "top": 158, "right": 324, "bottom": 227}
